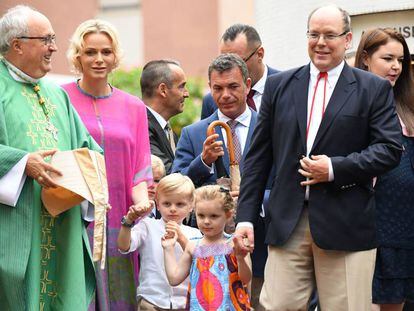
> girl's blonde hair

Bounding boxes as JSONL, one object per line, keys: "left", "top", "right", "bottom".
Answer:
{"left": 67, "top": 19, "right": 122, "bottom": 74}
{"left": 195, "top": 185, "right": 235, "bottom": 213}
{"left": 155, "top": 173, "right": 195, "bottom": 202}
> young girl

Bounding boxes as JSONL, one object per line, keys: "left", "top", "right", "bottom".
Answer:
{"left": 162, "top": 185, "right": 251, "bottom": 310}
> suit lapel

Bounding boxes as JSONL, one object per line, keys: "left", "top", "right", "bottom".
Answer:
{"left": 147, "top": 109, "right": 174, "bottom": 157}
{"left": 310, "top": 64, "right": 356, "bottom": 153}
{"left": 206, "top": 112, "right": 230, "bottom": 175}
{"left": 293, "top": 65, "right": 310, "bottom": 152}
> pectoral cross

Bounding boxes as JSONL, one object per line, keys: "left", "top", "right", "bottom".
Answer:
{"left": 45, "top": 121, "right": 58, "bottom": 141}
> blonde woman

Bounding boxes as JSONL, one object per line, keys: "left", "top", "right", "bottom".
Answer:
{"left": 63, "top": 19, "right": 152, "bottom": 310}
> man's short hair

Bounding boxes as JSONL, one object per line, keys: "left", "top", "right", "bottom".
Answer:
{"left": 0, "top": 5, "right": 38, "bottom": 55}
{"left": 155, "top": 173, "right": 195, "bottom": 203}
{"left": 222, "top": 24, "right": 262, "bottom": 49}
{"left": 140, "top": 60, "right": 180, "bottom": 99}
{"left": 208, "top": 53, "right": 249, "bottom": 84}
{"left": 307, "top": 5, "right": 351, "bottom": 33}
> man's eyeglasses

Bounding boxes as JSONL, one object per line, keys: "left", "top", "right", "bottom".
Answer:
{"left": 243, "top": 45, "right": 261, "bottom": 62}
{"left": 17, "top": 34, "right": 57, "bottom": 46}
{"left": 306, "top": 31, "right": 348, "bottom": 41}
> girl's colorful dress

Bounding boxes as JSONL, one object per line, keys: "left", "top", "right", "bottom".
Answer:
{"left": 187, "top": 237, "right": 251, "bottom": 310}
{"left": 62, "top": 82, "right": 152, "bottom": 311}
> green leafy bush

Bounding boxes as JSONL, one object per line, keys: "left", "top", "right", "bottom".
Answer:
{"left": 110, "top": 67, "right": 205, "bottom": 135}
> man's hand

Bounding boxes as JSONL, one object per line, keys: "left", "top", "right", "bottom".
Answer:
{"left": 234, "top": 226, "right": 254, "bottom": 256}
{"left": 202, "top": 133, "right": 224, "bottom": 166}
{"left": 126, "top": 200, "right": 154, "bottom": 222}
{"left": 299, "top": 155, "right": 330, "bottom": 186}
{"left": 25, "top": 150, "right": 62, "bottom": 189}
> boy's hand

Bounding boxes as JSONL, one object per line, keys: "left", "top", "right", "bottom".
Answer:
{"left": 161, "top": 228, "right": 178, "bottom": 249}
{"left": 165, "top": 221, "right": 184, "bottom": 242}
{"left": 127, "top": 200, "right": 154, "bottom": 222}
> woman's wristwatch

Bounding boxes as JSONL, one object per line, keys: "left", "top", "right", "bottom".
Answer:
{"left": 121, "top": 215, "right": 135, "bottom": 228}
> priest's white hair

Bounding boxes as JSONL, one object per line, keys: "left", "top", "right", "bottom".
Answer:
{"left": 0, "top": 5, "right": 39, "bottom": 55}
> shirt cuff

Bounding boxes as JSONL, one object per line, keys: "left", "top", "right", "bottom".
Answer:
{"left": 236, "top": 222, "right": 254, "bottom": 229}
{"left": 328, "top": 158, "right": 334, "bottom": 182}
{"left": 201, "top": 157, "right": 215, "bottom": 174}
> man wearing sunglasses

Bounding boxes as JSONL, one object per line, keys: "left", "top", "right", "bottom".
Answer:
{"left": 200, "top": 24, "right": 279, "bottom": 119}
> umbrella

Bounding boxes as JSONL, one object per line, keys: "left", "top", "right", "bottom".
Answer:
{"left": 207, "top": 120, "right": 241, "bottom": 191}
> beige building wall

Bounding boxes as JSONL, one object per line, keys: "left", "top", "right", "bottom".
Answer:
{"left": 141, "top": 0, "right": 219, "bottom": 78}
{"left": 0, "top": 0, "right": 98, "bottom": 75}
{"left": 218, "top": 0, "right": 255, "bottom": 40}
{"left": 97, "top": 0, "right": 143, "bottom": 68}
{"left": 141, "top": 0, "right": 255, "bottom": 78}
{"left": 255, "top": 0, "right": 414, "bottom": 70}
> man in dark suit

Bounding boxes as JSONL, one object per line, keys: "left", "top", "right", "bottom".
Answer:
{"left": 201, "top": 24, "right": 279, "bottom": 119}
{"left": 140, "top": 60, "right": 189, "bottom": 174}
{"left": 234, "top": 5, "right": 403, "bottom": 310}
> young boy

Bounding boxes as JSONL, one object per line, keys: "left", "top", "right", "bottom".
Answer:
{"left": 117, "top": 173, "right": 201, "bottom": 310}
{"left": 148, "top": 155, "right": 166, "bottom": 218}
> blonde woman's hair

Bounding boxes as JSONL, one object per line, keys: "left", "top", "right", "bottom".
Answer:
{"left": 155, "top": 173, "right": 195, "bottom": 202}
{"left": 195, "top": 185, "right": 235, "bottom": 213}
{"left": 67, "top": 19, "right": 122, "bottom": 74}
{"left": 150, "top": 155, "right": 166, "bottom": 178}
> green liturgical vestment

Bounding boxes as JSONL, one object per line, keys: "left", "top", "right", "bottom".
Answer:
{"left": 0, "top": 61, "right": 100, "bottom": 310}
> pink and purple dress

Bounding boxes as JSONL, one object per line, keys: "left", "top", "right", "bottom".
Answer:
{"left": 187, "top": 236, "right": 251, "bottom": 310}
{"left": 62, "top": 81, "right": 152, "bottom": 310}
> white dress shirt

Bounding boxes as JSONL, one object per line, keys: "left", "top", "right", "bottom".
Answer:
{"left": 251, "top": 64, "right": 268, "bottom": 112}
{"left": 147, "top": 106, "right": 169, "bottom": 138}
{"left": 120, "top": 218, "right": 201, "bottom": 309}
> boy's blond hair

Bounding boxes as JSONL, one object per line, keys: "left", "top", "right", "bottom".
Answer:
{"left": 150, "top": 155, "right": 166, "bottom": 178}
{"left": 156, "top": 173, "right": 195, "bottom": 202}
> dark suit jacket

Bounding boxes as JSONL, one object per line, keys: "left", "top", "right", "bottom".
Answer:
{"left": 200, "top": 66, "right": 280, "bottom": 120}
{"left": 172, "top": 109, "right": 257, "bottom": 187}
{"left": 236, "top": 63, "right": 402, "bottom": 251}
{"left": 147, "top": 108, "right": 177, "bottom": 174}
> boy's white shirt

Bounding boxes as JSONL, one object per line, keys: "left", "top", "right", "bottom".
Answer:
{"left": 120, "top": 217, "right": 201, "bottom": 309}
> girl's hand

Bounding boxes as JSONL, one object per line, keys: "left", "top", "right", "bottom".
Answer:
{"left": 161, "top": 227, "right": 178, "bottom": 248}
{"left": 232, "top": 234, "right": 251, "bottom": 258}
{"left": 166, "top": 221, "right": 184, "bottom": 239}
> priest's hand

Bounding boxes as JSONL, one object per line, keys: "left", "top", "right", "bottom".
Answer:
{"left": 25, "top": 150, "right": 62, "bottom": 189}
{"left": 202, "top": 133, "right": 224, "bottom": 166}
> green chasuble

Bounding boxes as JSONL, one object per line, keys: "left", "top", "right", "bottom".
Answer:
{"left": 0, "top": 61, "right": 100, "bottom": 311}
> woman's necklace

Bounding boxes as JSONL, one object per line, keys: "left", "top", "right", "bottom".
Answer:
{"left": 2, "top": 60, "right": 59, "bottom": 141}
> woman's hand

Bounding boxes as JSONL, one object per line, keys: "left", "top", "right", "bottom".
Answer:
{"left": 126, "top": 200, "right": 154, "bottom": 222}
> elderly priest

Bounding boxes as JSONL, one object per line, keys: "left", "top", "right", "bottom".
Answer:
{"left": 0, "top": 5, "right": 101, "bottom": 310}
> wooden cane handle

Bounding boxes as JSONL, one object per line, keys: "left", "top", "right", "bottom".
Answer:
{"left": 206, "top": 120, "right": 237, "bottom": 165}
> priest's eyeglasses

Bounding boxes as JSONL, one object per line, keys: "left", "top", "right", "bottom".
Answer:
{"left": 17, "top": 34, "right": 57, "bottom": 46}
{"left": 306, "top": 31, "right": 348, "bottom": 41}
{"left": 243, "top": 45, "right": 261, "bottom": 62}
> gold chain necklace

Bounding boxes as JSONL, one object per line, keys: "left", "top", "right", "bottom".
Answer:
{"left": 3, "top": 60, "right": 59, "bottom": 141}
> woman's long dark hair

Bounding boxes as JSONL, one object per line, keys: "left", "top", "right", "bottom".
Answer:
{"left": 355, "top": 27, "right": 414, "bottom": 135}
